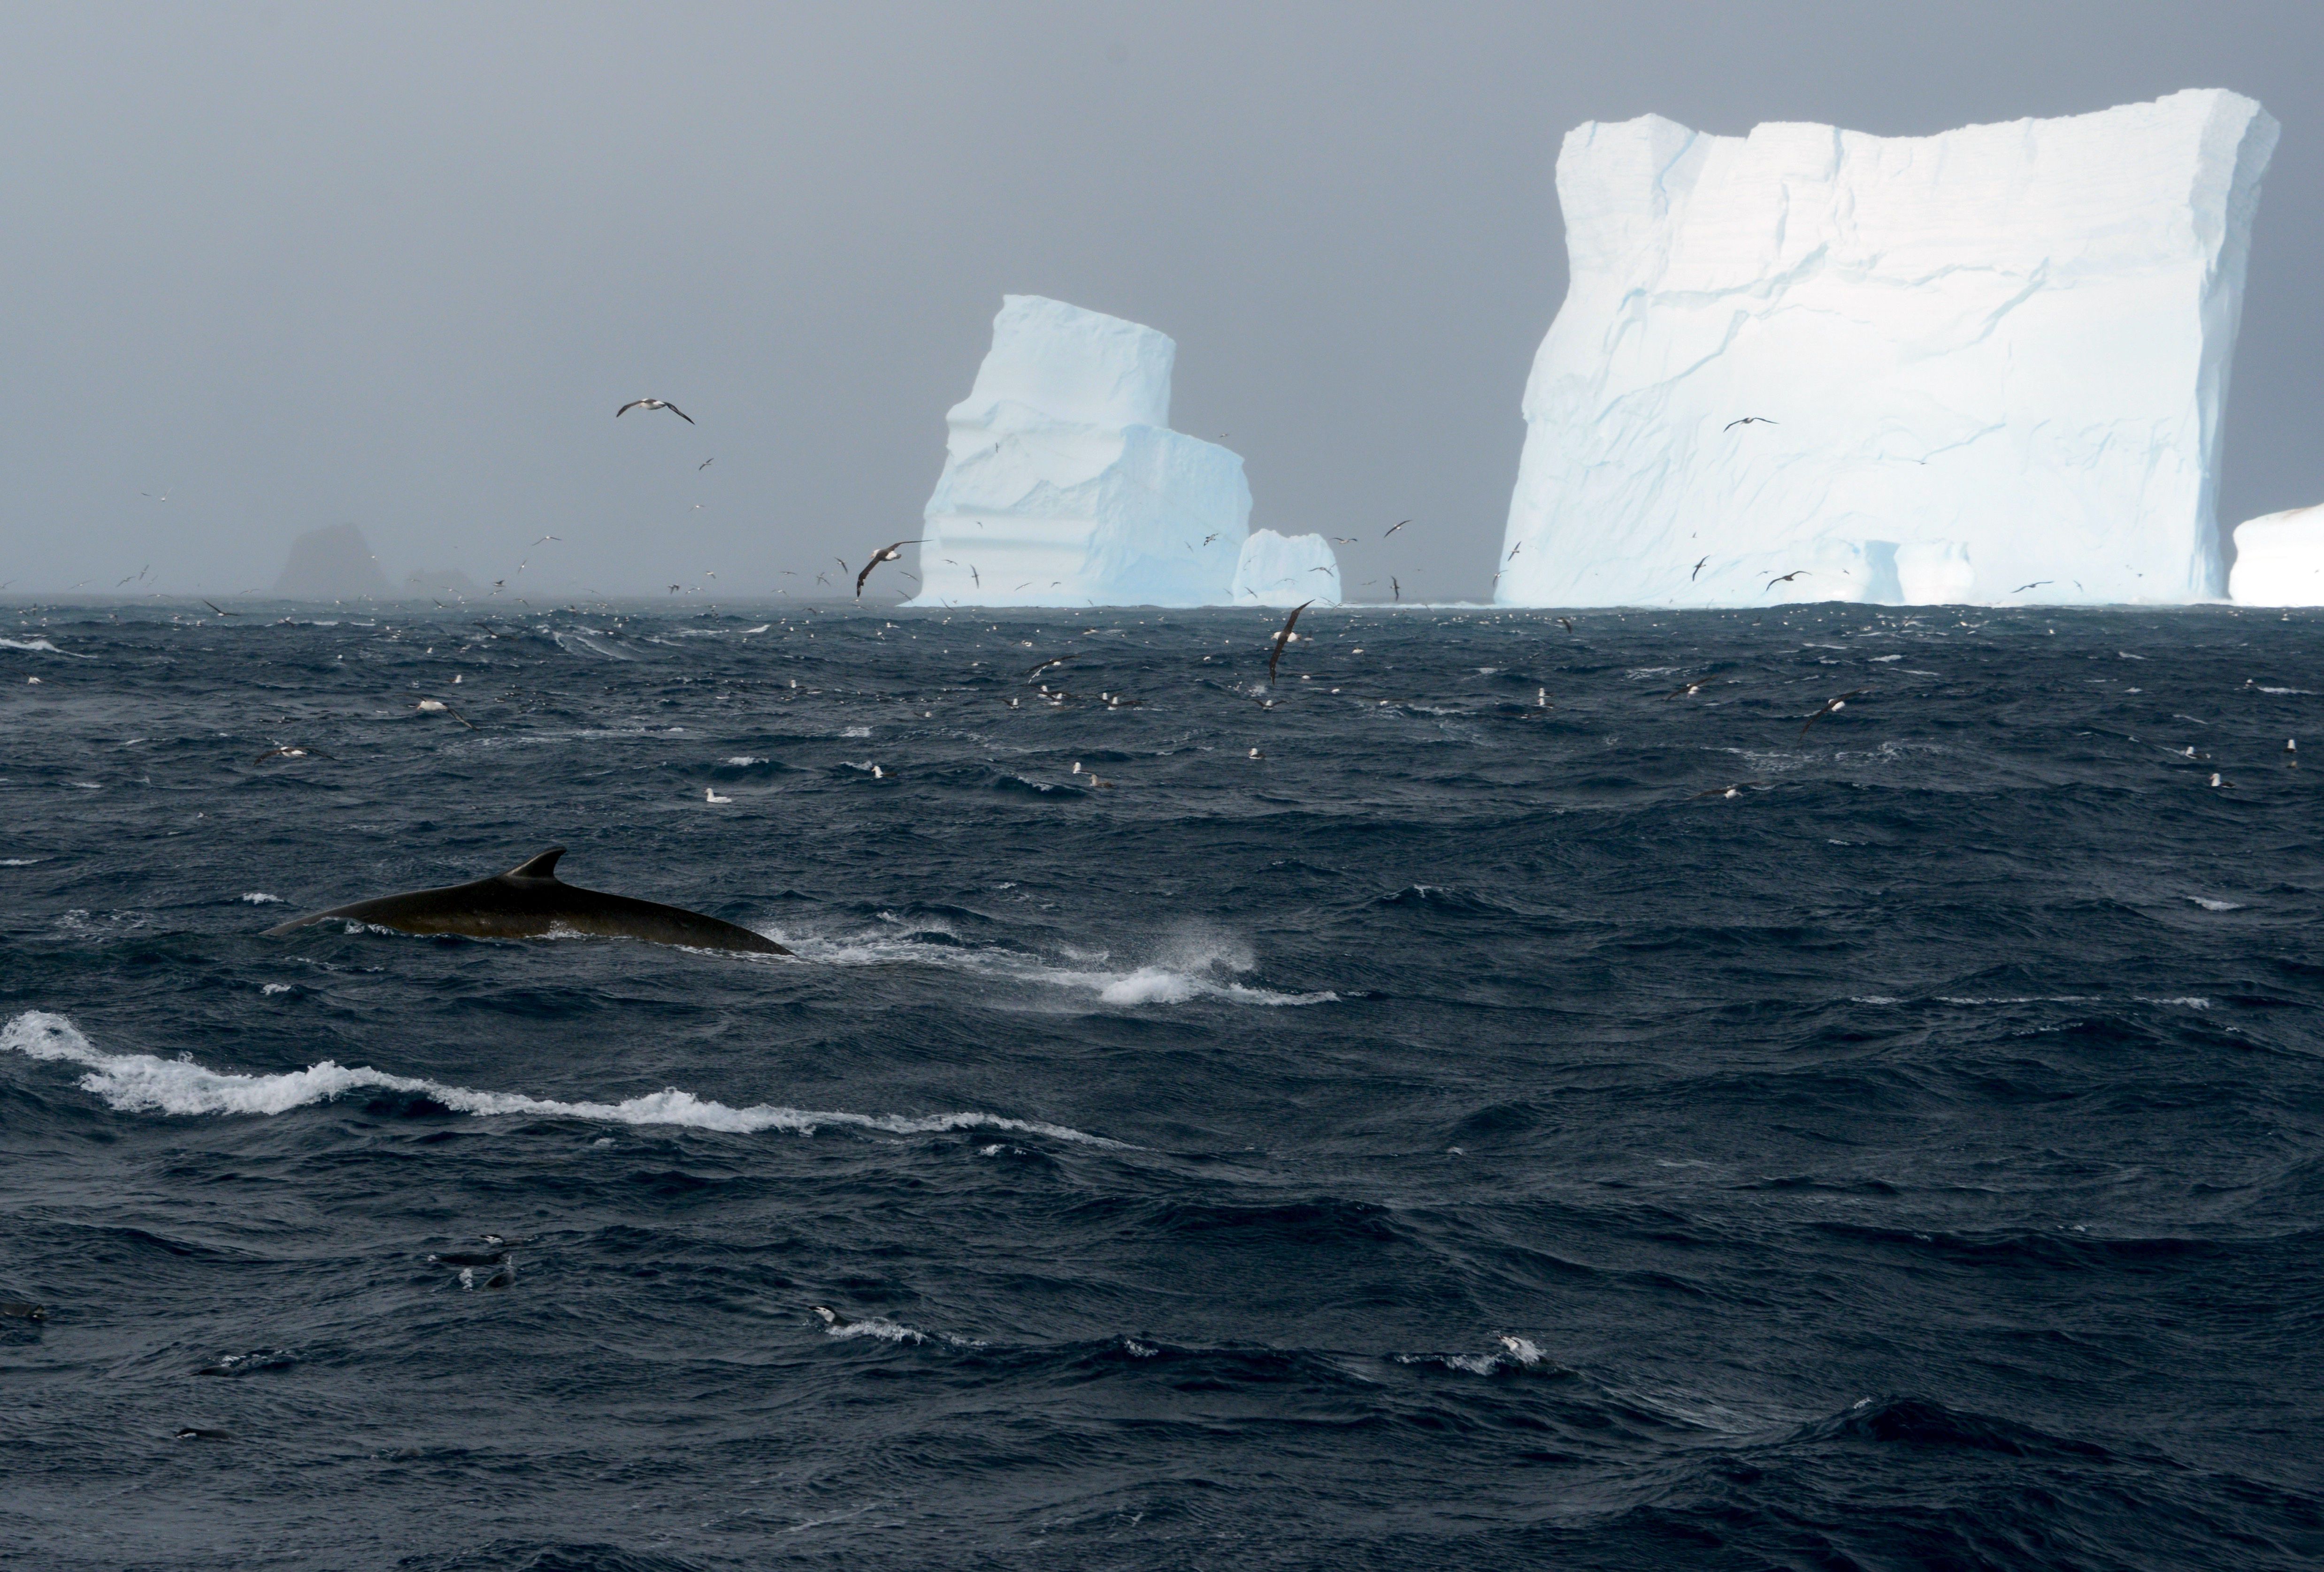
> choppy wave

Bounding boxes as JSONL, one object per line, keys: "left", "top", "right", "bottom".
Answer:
{"left": 0, "top": 1012, "right": 1127, "bottom": 1146}
{"left": 770, "top": 922, "right": 1335, "bottom": 1008}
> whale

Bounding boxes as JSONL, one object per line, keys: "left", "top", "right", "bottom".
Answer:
{"left": 263, "top": 847, "right": 788, "bottom": 954}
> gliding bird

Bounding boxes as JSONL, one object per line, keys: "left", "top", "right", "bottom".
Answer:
{"left": 856, "top": 541, "right": 925, "bottom": 598}
{"left": 1799, "top": 689, "right": 1867, "bottom": 739}
{"left": 1266, "top": 601, "right": 1314, "bottom": 686}
{"left": 616, "top": 398, "right": 694, "bottom": 424}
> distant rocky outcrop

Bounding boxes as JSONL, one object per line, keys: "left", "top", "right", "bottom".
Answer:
{"left": 403, "top": 568, "right": 484, "bottom": 600}
{"left": 273, "top": 525, "right": 393, "bottom": 600}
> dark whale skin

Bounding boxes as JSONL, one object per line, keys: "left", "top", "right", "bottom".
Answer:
{"left": 262, "top": 847, "right": 787, "bottom": 954}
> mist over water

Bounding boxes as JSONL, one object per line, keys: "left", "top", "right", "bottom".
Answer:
{"left": 2, "top": 602, "right": 2321, "bottom": 1569}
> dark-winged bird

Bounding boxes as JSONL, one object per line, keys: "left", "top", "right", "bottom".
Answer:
{"left": 616, "top": 398, "right": 694, "bottom": 425}
{"left": 1799, "top": 689, "right": 1868, "bottom": 739}
{"left": 1267, "top": 601, "right": 1314, "bottom": 686}
{"left": 855, "top": 540, "right": 925, "bottom": 599}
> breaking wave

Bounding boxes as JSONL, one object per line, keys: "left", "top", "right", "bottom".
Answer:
{"left": 0, "top": 1011, "right": 1127, "bottom": 1146}
{"left": 769, "top": 922, "right": 1335, "bottom": 1008}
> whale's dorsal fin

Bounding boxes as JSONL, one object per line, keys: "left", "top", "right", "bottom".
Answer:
{"left": 505, "top": 847, "right": 567, "bottom": 880}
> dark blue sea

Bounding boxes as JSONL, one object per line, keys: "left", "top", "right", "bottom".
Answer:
{"left": 3, "top": 601, "right": 2321, "bottom": 1571}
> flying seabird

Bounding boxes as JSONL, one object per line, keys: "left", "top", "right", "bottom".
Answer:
{"left": 1384, "top": 519, "right": 1409, "bottom": 538}
{"left": 2013, "top": 580, "right": 2053, "bottom": 594}
{"left": 1027, "top": 655, "right": 1073, "bottom": 682}
{"left": 252, "top": 746, "right": 329, "bottom": 764}
{"left": 200, "top": 599, "right": 240, "bottom": 618}
{"left": 854, "top": 541, "right": 925, "bottom": 598}
{"left": 616, "top": 398, "right": 694, "bottom": 424}
{"left": 1724, "top": 416, "right": 1778, "bottom": 431}
{"left": 415, "top": 699, "right": 476, "bottom": 729}
{"left": 698, "top": 457, "right": 715, "bottom": 470}
{"left": 1799, "top": 689, "right": 1867, "bottom": 739}
{"left": 1665, "top": 678, "right": 1710, "bottom": 699}
{"left": 1266, "top": 600, "right": 1314, "bottom": 686}
{"left": 1764, "top": 570, "right": 1809, "bottom": 592}
{"left": 1557, "top": 617, "right": 1574, "bottom": 633}
{"left": 1692, "top": 555, "right": 1709, "bottom": 581}
{"left": 1392, "top": 577, "right": 1401, "bottom": 601}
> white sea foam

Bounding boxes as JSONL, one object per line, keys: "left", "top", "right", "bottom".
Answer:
{"left": 260, "top": 984, "right": 291, "bottom": 996}
{"left": 823, "top": 1316, "right": 925, "bottom": 1344}
{"left": 768, "top": 922, "right": 1335, "bottom": 1010}
{"left": 0, "top": 858, "right": 44, "bottom": 866}
{"left": 724, "top": 756, "right": 766, "bottom": 766}
{"left": 0, "top": 1011, "right": 1128, "bottom": 1146}
{"left": 0, "top": 637, "right": 89, "bottom": 656}
{"left": 241, "top": 893, "right": 284, "bottom": 905}
{"left": 2187, "top": 897, "right": 2243, "bottom": 911}
{"left": 549, "top": 631, "right": 635, "bottom": 661}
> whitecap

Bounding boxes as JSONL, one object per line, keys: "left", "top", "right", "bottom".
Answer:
{"left": 241, "top": 893, "right": 284, "bottom": 905}
{"left": 842, "top": 726, "right": 871, "bottom": 738}
{"left": 0, "top": 637, "right": 90, "bottom": 656}
{"left": 0, "top": 1011, "right": 1129, "bottom": 1146}
{"left": 823, "top": 1317, "right": 925, "bottom": 1344}
{"left": 2134, "top": 996, "right": 2211, "bottom": 1008}
{"left": 550, "top": 631, "right": 636, "bottom": 661}
{"left": 2259, "top": 687, "right": 2312, "bottom": 695}
{"left": 0, "top": 858, "right": 44, "bottom": 866}
{"left": 260, "top": 984, "right": 291, "bottom": 996}
{"left": 2186, "top": 897, "right": 2242, "bottom": 912}
{"left": 772, "top": 923, "right": 1335, "bottom": 1010}
{"left": 724, "top": 756, "right": 766, "bottom": 766}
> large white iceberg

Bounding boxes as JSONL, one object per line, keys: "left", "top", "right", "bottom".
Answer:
{"left": 1497, "top": 90, "right": 2278, "bottom": 608}
{"left": 907, "top": 296, "right": 1250, "bottom": 607}
{"left": 1232, "top": 529, "right": 1342, "bottom": 607}
{"left": 2228, "top": 504, "right": 2324, "bottom": 605}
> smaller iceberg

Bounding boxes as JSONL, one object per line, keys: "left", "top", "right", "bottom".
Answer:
{"left": 1232, "top": 530, "right": 1342, "bottom": 607}
{"left": 273, "top": 524, "right": 392, "bottom": 600}
{"left": 2230, "top": 504, "right": 2324, "bottom": 605}
{"left": 908, "top": 296, "right": 1249, "bottom": 607}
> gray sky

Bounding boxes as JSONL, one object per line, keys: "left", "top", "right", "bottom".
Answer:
{"left": 5, "top": 1, "right": 2321, "bottom": 601}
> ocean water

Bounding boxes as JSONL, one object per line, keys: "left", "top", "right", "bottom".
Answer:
{"left": 2, "top": 601, "right": 2320, "bottom": 1571}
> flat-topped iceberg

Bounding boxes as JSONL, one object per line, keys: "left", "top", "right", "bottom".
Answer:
{"left": 1497, "top": 90, "right": 2278, "bottom": 608}
{"left": 907, "top": 296, "right": 1249, "bottom": 607}
{"left": 2229, "top": 504, "right": 2324, "bottom": 605}
{"left": 1232, "top": 529, "right": 1342, "bottom": 607}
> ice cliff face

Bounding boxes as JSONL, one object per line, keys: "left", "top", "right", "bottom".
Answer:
{"left": 1232, "top": 529, "right": 1342, "bottom": 607}
{"left": 1498, "top": 90, "right": 2278, "bottom": 608}
{"left": 908, "top": 296, "right": 1249, "bottom": 607}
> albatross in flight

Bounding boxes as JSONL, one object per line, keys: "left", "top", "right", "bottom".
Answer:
{"left": 856, "top": 540, "right": 925, "bottom": 598}
{"left": 1266, "top": 600, "right": 1314, "bottom": 686}
{"left": 1799, "top": 689, "right": 1867, "bottom": 739}
{"left": 616, "top": 398, "right": 694, "bottom": 425}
